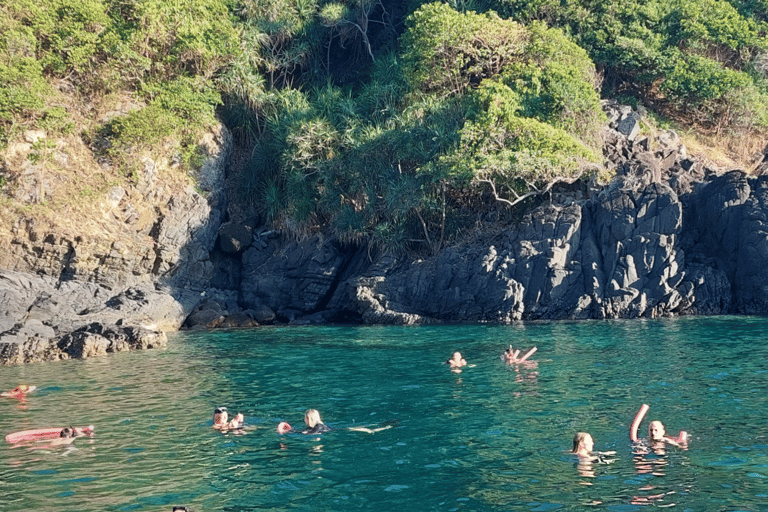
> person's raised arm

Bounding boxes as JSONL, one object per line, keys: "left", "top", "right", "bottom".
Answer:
{"left": 665, "top": 430, "right": 689, "bottom": 447}
{"left": 631, "top": 404, "right": 650, "bottom": 442}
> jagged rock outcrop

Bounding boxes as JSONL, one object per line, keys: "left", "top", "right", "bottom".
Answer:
{"left": 0, "top": 323, "right": 167, "bottom": 365}
{"left": 239, "top": 233, "right": 356, "bottom": 322}
{"left": 0, "top": 124, "right": 231, "bottom": 364}
{"left": 4, "top": 103, "right": 768, "bottom": 365}
{"left": 347, "top": 169, "right": 768, "bottom": 324}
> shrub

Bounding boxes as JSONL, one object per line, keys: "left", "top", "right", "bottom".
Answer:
{"left": 101, "top": 76, "right": 221, "bottom": 174}
{"left": 125, "top": 0, "right": 241, "bottom": 80}
{"left": 662, "top": 52, "right": 753, "bottom": 102}
{"left": 438, "top": 81, "right": 599, "bottom": 200}
{"left": 400, "top": 2, "right": 527, "bottom": 96}
{"left": 5, "top": 0, "right": 113, "bottom": 76}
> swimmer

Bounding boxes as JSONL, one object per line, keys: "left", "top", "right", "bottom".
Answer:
{"left": 630, "top": 404, "right": 688, "bottom": 448}
{"left": 1, "top": 385, "right": 37, "bottom": 399}
{"left": 303, "top": 408, "right": 330, "bottom": 434}
{"left": 571, "top": 432, "right": 616, "bottom": 461}
{"left": 212, "top": 407, "right": 244, "bottom": 430}
{"left": 277, "top": 421, "right": 293, "bottom": 434}
{"left": 47, "top": 426, "right": 91, "bottom": 446}
{"left": 446, "top": 351, "right": 467, "bottom": 369}
{"left": 502, "top": 346, "right": 520, "bottom": 363}
{"left": 502, "top": 346, "right": 537, "bottom": 364}
{"left": 572, "top": 432, "right": 594, "bottom": 459}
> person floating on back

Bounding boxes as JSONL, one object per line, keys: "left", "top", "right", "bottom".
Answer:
{"left": 49, "top": 426, "right": 92, "bottom": 446}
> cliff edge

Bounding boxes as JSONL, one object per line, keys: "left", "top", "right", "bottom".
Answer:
{"left": 2, "top": 104, "right": 768, "bottom": 365}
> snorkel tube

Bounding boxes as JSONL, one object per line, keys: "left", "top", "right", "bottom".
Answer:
{"left": 630, "top": 404, "right": 649, "bottom": 442}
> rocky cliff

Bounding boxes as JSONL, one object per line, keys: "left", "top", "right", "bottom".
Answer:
{"left": 2, "top": 105, "right": 768, "bottom": 365}
{"left": 0, "top": 122, "right": 231, "bottom": 364}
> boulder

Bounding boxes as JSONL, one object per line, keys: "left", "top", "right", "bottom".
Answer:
{"left": 218, "top": 221, "right": 253, "bottom": 253}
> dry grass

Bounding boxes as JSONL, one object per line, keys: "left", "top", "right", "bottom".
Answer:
{"left": 0, "top": 89, "right": 195, "bottom": 248}
{"left": 639, "top": 109, "right": 767, "bottom": 173}
{"left": 683, "top": 130, "right": 767, "bottom": 173}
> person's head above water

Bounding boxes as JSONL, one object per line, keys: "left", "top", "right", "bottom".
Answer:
{"left": 277, "top": 421, "right": 293, "bottom": 434}
{"left": 572, "top": 432, "right": 594, "bottom": 455}
{"left": 447, "top": 351, "right": 467, "bottom": 367}
{"left": 59, "top": 427, "right": 73, "bottom": 438}
{"left": 648, "top": 420, "right": 666, "bottom": 441}
{"left": 213, "top": 407, "right": 228, "bottom": 425}
{"left": 304, "top": 409, "right": 323, "bottom": 428}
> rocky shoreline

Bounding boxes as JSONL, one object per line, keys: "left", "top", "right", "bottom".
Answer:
{"left": 2, "top": 104, "right": 768, "bottom": 365}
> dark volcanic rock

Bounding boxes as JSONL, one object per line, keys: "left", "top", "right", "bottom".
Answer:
{"left": 1, "top": 322, "right": 167, "bottom": 365}
{"left": 218, "top": 220, "right": 254, "bottom": 254}
{"left": 6, "top": 103, "right": 768, "bottom": 365}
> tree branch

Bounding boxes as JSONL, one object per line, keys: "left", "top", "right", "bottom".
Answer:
{"left": 478, "top": 176, "right": 574, "bottom": 207}
{"left": 413, "top": 208, "right": 432, "bottom": 248}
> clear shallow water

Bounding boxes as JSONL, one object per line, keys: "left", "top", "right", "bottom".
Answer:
{"left": 2, "top": 317, "right": 768, "bottom": 511}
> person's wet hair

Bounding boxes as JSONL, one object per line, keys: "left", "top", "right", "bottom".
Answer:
{"left": 59, "top": 427, "right": 73, "bottom": 438}
{"left": 304, "top": 409, "right": 322, "bottom": 428}
{"left": 572, "top": 432, "right": 590, "bottom": 453}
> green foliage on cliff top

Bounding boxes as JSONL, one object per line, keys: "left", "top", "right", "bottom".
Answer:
{"left": 1, "top": 0, "right": 239, "bottom": 166}
{"left": 2, "top": 0, "right": 767, "bottom": 254}
{"left": 237, "top": 3, "right": 605, "bottom": 253}
{"left": 493, "top": 0, "right": 768, "bottom": 134}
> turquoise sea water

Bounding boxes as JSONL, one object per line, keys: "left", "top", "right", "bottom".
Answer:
{"left": 2, "top": 316, "right": 768, "bottom": 511}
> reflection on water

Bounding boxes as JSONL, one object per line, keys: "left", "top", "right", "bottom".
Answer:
{"left": 1, "top": 317, "right": 768, "bottom": 511}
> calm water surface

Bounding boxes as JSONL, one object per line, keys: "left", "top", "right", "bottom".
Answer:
{"left": 2, "top": 317, "right": 768, "bottom": 511}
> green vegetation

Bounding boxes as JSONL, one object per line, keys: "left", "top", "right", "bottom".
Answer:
{"left": 1, "top": 0, "right": 239, "bottom": 166}
{"left": 494, "top": 0, "right": 768, "bottom": 133}
{"left": 2, "top": 0, "right": 767, "bottom": 254}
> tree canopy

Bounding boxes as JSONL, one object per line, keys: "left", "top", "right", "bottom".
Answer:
{"left": 2, "top": 0, "right": 767, "bottom": 254}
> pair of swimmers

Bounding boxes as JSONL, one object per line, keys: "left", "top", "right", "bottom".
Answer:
{"left": 212, "top": 407, "right": 244, "bottom": 430}
{"left": 277, "top": 408, "right": 330, "bottom": 435}
{"left": 4, "top": 385, "right": 96, "bottom": 446}
{"left": 446, "top": 346, "right": 537, "bottom": 369}
{"left": 572, "top": 404, "right": 689, "bottom": 461}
